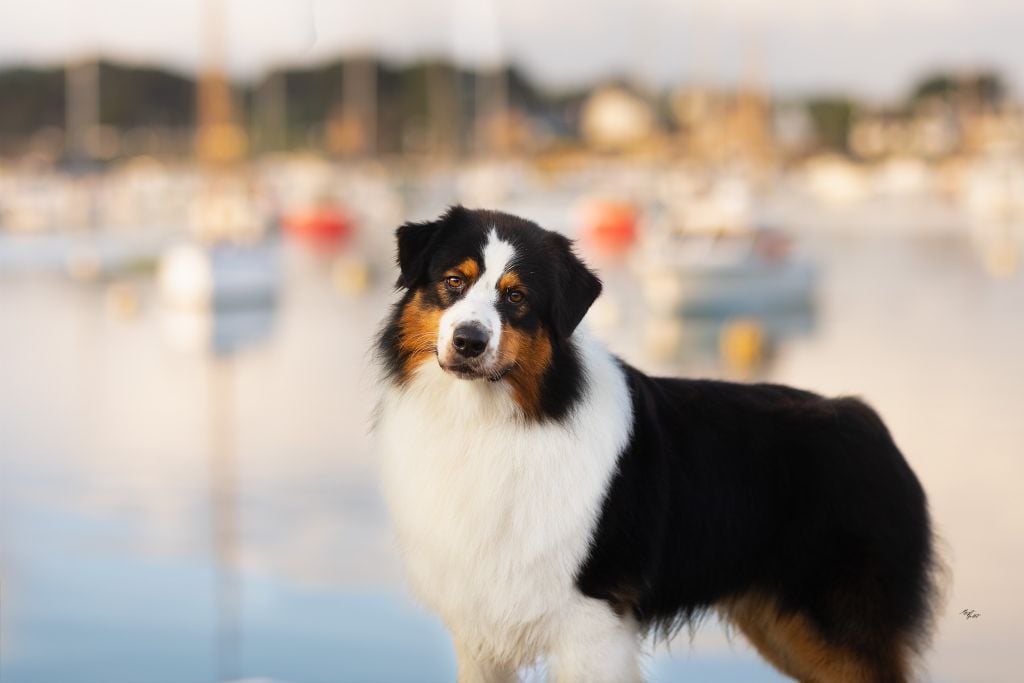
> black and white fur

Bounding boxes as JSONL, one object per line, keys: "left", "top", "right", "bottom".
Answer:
{"left": 375, "top": 207, "right": 936, "bottom": 682}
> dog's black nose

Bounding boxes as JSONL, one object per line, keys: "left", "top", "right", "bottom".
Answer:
{"left": 452, "top": 324, "right": 489, "bottom": 358}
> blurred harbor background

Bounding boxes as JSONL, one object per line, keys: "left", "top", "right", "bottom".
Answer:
{"left": 2, "top": 1, "right": 1024, "bottom": 681}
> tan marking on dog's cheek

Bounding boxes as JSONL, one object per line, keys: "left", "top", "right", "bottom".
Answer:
{"left": 497, "top": 325, "right": 522, "bottom": 366}
{"left": 435, "top": 281, "right": 453, "bottom": 305}
{"left": 511, "top": 303, "right": 529, "bottom": 320}
{"left": 398, "top": 291, "right": 442, "bottom": 379}
{"left": 498, "top": 325, "right": 553, "bottom": 420}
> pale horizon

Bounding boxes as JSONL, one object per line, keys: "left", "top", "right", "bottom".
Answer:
{"left": 0, "top": 0, "right": 1021, "bottom": 102}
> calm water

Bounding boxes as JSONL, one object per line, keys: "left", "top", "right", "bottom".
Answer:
{"left": 1, "top": 230, "right": 1022, "bottom": 682}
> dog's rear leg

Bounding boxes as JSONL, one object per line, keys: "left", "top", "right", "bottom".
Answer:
{"left": 723, "top": 593, "right": 911, "bottom": 683}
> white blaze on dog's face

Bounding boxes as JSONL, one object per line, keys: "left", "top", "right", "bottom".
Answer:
{"left": 386, "top": 207, "right": 603, "bottom": 418}
{"left": 435, "top": 231, "right": 515, "bottom": 377}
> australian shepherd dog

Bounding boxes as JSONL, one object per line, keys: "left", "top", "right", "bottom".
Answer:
{"left": 375, "top": 207, "right": 936, "bottom": 682}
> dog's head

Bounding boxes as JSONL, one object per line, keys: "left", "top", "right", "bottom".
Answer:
{"left": 384, "top": 206, "right": 601, "bottom": 412}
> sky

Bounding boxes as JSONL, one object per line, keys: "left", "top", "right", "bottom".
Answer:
{"left": 0, "top": 0, "right": 1021, "bottom": 101}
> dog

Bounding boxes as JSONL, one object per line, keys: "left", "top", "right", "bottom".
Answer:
{"left": 375, "top": 206, "right": 936, "bottom": 682}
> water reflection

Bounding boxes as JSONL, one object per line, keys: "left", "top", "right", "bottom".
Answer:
{"left": 1, "top": 226, "right": 1022, "bottom": 682}
{"left": 209, "top": 356, "right": 241, "bottom": 683}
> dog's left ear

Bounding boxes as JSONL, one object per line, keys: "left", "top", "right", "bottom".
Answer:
{"left": 547, "top": 231, "right": 602, "bottom": 339}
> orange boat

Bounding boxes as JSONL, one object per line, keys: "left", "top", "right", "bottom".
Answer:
{"left": 283, "top": 202, "right": 355, "bottom": 251}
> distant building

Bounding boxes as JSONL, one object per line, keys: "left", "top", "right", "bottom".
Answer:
{"left": 669, "top": 85, "right": 774, "bottom": 165}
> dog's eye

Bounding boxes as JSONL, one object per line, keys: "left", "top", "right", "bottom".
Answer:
{"left": 506, "top": 289, "right": 525, "bottom": 304}
{"left": 444, "top": 276, "right": 465, "bottom": 291}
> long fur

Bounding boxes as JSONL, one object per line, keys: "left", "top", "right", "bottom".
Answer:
{"left": 375, "top": 207, "right": 936, "bottom": 682}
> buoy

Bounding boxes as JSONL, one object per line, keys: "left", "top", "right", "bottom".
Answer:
{"left": 720, "top": 318, "right": 765, "bottom": 373}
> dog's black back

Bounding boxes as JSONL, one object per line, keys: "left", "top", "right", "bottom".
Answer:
{"left": 577, "top": 363, "right": 936, "bottom": 678}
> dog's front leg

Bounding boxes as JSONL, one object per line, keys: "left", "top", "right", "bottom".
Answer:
{"left": 455, "top": 640, "right": 519, "bottom": 683}
{"left": 549, "top": 598, "right": 643, "bottom": 683}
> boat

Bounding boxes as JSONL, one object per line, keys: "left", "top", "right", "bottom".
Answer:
{"left": 638, "top": 227, "right": 817, "bottom": 318}
{"left": 158, "top": 240, "right": 280, "bottom": 311}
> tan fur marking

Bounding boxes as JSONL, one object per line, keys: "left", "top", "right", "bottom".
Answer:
{"left": 498, "top": 271, "right": 525, "bottom": 293}
{"left": 722, "top": 593, "right": 908, "bottom": 683}
{"left": 398, "top": 291, "right": 442, "bottom": 379}
{"left": 497, "top": 326, "right": 552, "bottom": 419}
{"left": 451, "top": 258, "right": 479, "bottom": 282}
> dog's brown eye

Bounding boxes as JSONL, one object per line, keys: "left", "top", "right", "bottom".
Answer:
{"left": 506, "top": 289, "right": 525, "bottom": 304}
{"left": 445, "top": 276, "right": 464, "bottom": 291}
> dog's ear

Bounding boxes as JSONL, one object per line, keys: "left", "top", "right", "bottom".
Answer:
{"left": 395, "top": 219, "right": 441, "bottom": 288}
{"left": 547, "top": 231, "right": 602, "bottom": 339}
{"left": 394, "top": 206, "right": 464, "bottom": 288}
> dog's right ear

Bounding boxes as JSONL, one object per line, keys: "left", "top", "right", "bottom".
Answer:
{"left": 395, "top": 206, "right": 466, "bottom": 288}
{"left": 395, "top": 220, "right": 441, "bottom": 289}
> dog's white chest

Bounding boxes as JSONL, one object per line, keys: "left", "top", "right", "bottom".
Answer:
{"left": 376, "top": 340, "right": 632, "bottom": 656}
